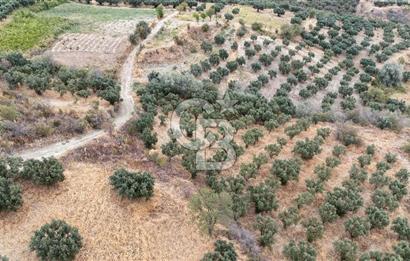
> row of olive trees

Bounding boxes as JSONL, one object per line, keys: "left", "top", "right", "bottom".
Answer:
{"left": 0, "top": 53, "right": 120, "bottom": 104}
{"left": 0, "top": 157, "right": 65, "bottom": 212}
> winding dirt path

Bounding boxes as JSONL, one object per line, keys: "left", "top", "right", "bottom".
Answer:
{"left": 16, "top": 12, "right": 177, "bottom": 160}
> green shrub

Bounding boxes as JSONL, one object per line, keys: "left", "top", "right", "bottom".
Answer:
{"left": 249, "top": 182, "right": 278, "bottom": 213}
{"left": 279, "top": 207, "right": 300, "bottom": 229}
{"left": 372, "top": 189, "right": 398, "bottom": 211}
{"left": 344, "top": 217, "right": 371, "bottom": 238}
{"left": 366, "top": 206, "right": 390, "bottom": 229}
{"left": 30, "top": 220, "right": 82, "bottom": 261}
{"left": 254, "top": 214, "right": 278, "bottom": 247}
{"left": 394, "top": 241, "right": 410, "bottom": 260}
{"left": 109, "top": 169, "right": 154, "bottom": 200}
{"left": 202, "top": 240, "right": 237, "bottom": 261}
{"left": 334, "top": 239, "right": 358, "bottom": 261}
{"left": 271, "top": 159, "right": 301, "bottom": 185}
{"left": 336, "top": 126, "right": 361, "bottom": 146}
{"left": 0, "top": 176, "right": 22, "bottom": 211}
{"left": 22, "top": 157, "right": 64, "bottom": 186}
{"left": 379, "top": 63, "right": 402, "bottom": 88}
{"left": 303, "top": 218, "right": 324, "bottom": 242}
{"left": 293, "top": 138, "right": 322, "bottom": 160}
{"left": 283, "top": 240, "right": 316, "bottom": 261}
{"left": 392, "top": 217, "right": 410, "bottom": 241}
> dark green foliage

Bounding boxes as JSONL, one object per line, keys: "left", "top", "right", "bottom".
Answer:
{"left": 366, "top": 206, "right": 390, "bottom": 229}
{"left": 190, "top": 64, "right": 203, "bottom": 77}
{"left": 322, "top": 186, "right": 363, "bottom": 217}
{"left": 201, "top": 41, "right": 213, "bottom": 53}
{"left": 379, "top": 63, "right": 403, "bottom": 88}
{"left": 395, "top": 169, "right": 409, "bottom": 183}
{"left": 1, "top": 55, "right": 120, "bottom": 104}
{"left": 109, "top": 169, "right": 154, "bottom": 200}
{"left": 369, "top": 170, "right": 390, "bottom": 188}
{"left": 372, "top": 189, "right": 399, "bottom": 211}
{"left": 334, "top": 239, "right": 358, "bottom": 261}
{"left": 326, "top": 156, "right": 341, "bottom": 168}
{"left": 303, "top": 218, "right": 324, "bottom": 242}
{"left": 242, "top": 128, "right": 263, "bottom": 147}
{"left": 249, "top": 182, "right": 278, "bottom": 213}
{"left": 254, "top": 214, "right": 278, "bottom": 247}
{"left": 389, "top": 180, "right": 407, "bottom": 200}
{"left": 129, "top": 21, "right": 151, "bottom": 44}
{"left": 202, "top": 240, "right": 237, "bottom": 261}
{"left": 279, "top": 207, "right": 300, "bottom": 229}
{"left": 358, "top": 154, "right": 372, "bottom": 168}
{"left": 315, "top": 164, "right": 332, "bottom": 182}
{"left": 231, "top": 193, "right": 248, "bottom": 220}
{"left": 332, "top": 145, "right": 346, "bottom": 157}
{"left": 22, "top": 157, "right": 64, "bottom": 186}
{"left": 0, "top": 176, "right": 22, "bottom": 212}
{"left": 161, "top": 140, "right": 182, "bottom": 159}
{"left": 30, "top": 220, "right": 82, "bottom": 261}
{"left": 271, "top": 159, "right": 301, "bottom": 185}
{"left": 214, "top": 34, "right": 225, "bottom": 45}
{"left": 349, "top": 165, "right": 367, "bottom": 183}
{"left": 344, "top": 217, "right": 371, "bottom": 238}
{"left": 239, "top": 163, "right": 258, "bottom": 180}
{"left": 394, "top": 241, "right": 410, "bottom": 260}
{"left": 392, "top": 217, "right": 410, "bottom": 241}
{"left": 283, "top": 240, "right": 316, "bottom": 261}
{"left": 295, "top": 192, "right": 315, "bottom": 209}
{"left": 319, "top": 202, "right": 338, "bottom": 223}
{"left": 293, "top": 138, "right": 322, "bottom": 160}
{"left": 265, "top": 144, "right": 282, "bottom": 158}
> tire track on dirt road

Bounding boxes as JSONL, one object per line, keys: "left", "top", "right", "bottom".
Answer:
{"left": 15, "top": 12, "right": 178, "bottom": 160}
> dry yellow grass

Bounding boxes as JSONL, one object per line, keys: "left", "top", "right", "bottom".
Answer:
{"left": 0, "top": 162, "right": 212, "bottom": 260}
{"left": 226, "top": 5, "right": 290, "bottom": 32}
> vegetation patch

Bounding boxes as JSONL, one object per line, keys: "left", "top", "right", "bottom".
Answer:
{"left": 40, "top": 2, "right": 156, "bottom": 23}
{"left": 0, "top": 11, "right": 72, "bottom": 52}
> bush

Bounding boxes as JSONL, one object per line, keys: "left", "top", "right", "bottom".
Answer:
{"left": 283, "top": 240, "right": 316, "bottom": 261}
{"left": 379, "top": 63, "right": 402, "bottom": 88}
{"left": 322, "top": 187, "right": 363, "bottom": 217}
{"left": 279, "top": 207, "right": 300, "bottom": 229}
{"left": 22, "top": 157, "right": 64, "bottom": 186}
{"left": 202, "top": 240, "right": 237, "bottom": 261}
{"left": 371, "top": 189, "right": 398, "bottom": 211}
{"left": 394, "top": 241, "right": 410, "bottom": 260}
{"left": 319, "top": 202, "right": 338, "bottom": 223}
{"left": 336, "top": 126, "right": 361, "bottom": 146}
{"left": 242, "top": 128, "right": 263, "bottom": 147}
{"left": 249, "top": 183, "right": 278, "bottom": 213}
{"left": 214, "top": 34, "right": 225, "bottom": 45}
{"left": 271, "top": 159, "right": 301, "bottom": 185}
{"left": 254, "top": 214, "right": 278, "bottom": 247}
{"left": 129, "top": 21, "right": 151, "bottom": 44}
{"left": 293, "top": 138, "right": 322, "bottom": 160}
{"left": 332, "top": 145, "right": 346, "bottom": 157}
{"left": 109, "top": 169, "right": 155, "bottom": 200}
{"left": 334, "top": 239, "right": 358, "bottom": 261}
{"left": 344, "top": 217, "right": 371, "bottom": 238}
{"left": 303, "top": 218, "right": 324, "bottom": 242}
{"left": 392, "top": 217, "right": 410, "bottom": 241}
{"left": 366, "top": 206, "right": 389, "bottom": 229}
{"left": 30, "top": 220, "right": 82, "bottom": 261}
{"left": 0, "top": 176, "right": 22, "bottom": 212}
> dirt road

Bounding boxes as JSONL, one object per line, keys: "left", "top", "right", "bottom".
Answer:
{"left": 16, "top": 12, "right": 177, "bottom": 160}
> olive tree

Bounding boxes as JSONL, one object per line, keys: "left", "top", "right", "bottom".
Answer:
{"left": 109, "top": 169, "right": 155, "bottom": 200}
{"left": 379, "top": 63, "right": 403, "bottom": 88}
{"left": 30, "top": 220, "right": 83, "bottom": 261}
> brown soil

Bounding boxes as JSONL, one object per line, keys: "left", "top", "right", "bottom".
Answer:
{"left": 0, "top": 135, "right": 213, "bottom": 260}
